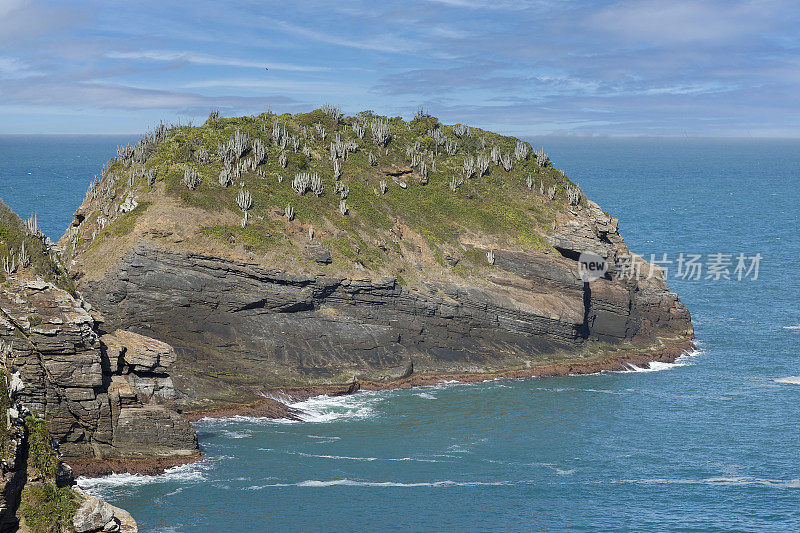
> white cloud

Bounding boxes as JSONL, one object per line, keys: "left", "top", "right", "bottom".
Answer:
{"left": 105, "top": 50, "right": 330, "bottom": 72}
{"left": 0, "top": 56, "right": 40, "bottom": 79}
{"left": 588, "top": 0, "right": 783, "bottom": 45}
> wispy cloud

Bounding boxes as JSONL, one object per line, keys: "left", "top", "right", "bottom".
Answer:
{"left": 0, "top": 0, "right": 798, "bottom": 135}
{"left": 105, "top": 50, "right": 330, "bottom": 72}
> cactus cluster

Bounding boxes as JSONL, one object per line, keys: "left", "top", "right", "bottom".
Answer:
{"left": 514, "top": 140, "right": 530, "bottom": 161}
{"left": 237, "top": 188, "right": 253, "bottom": 227}
{"left": 370, "top": 118, "right": 391, "bottom": 146}
{"left": 453, "top": 124, "right": 470, "bottom": 138}
{"left": 183, "top": 168, "right": 200, "bottom": 190}
{"left": 292, "top": 171, "right": 323, "bottom": 196}
{"left": 321, "top": 104, "right": 343, "bottom": 122}
{"left": 534, "top": 147, "right": 550, "bottom": 167}
{"left": 566, "top": 185, "right": 582, "bottom": 206}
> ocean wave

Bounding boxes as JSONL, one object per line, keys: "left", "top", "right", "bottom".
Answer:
{"left": 616, "top": 349, "right": 702, "bottom": 373}
{"left": 287, "top": 391, "right": 381, "bottom": 423}
{"left": 775, "top": 376, "right": 800, "bottom": 385}
{"left": 620, "top": 476, "right": 800, "bottom": 488}
{"left": 782, "top": 324, "right": 800, "bottom": 330}
{"left": 416, "top": 392, "right": 437, "bottom": 400}
{"left": 77, "top": 461, "right": 207, "bottom": 497}
{"left": 288, "top": 451, "right": 443, "bottom": 463}
{"left": 251, "top": 478, "right": 514, "bottom": 488}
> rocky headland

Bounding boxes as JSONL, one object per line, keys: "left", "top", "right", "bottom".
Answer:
{"left": 0, "top": 107, "right": 694, "bottom": 531}
{"left": 60, "top": 107, "right": 693, "bottom": 416}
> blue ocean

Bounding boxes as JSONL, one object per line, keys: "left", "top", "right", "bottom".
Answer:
{"left": 2, "top": 135, "right": 799, "bottom": 532}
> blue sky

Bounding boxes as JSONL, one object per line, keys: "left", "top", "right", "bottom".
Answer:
{"left": 1, "top": 0, "right": 799, "bottom": 136}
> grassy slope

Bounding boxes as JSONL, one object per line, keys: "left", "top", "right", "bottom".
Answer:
{"left": 0, "top": 202, "right": 74, "bottom": 292}
{"left": 74, "top": 109, "right": 583, "bottom": 284}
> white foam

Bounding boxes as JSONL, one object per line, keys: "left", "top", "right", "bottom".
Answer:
{"left": 258, "top": 478, "right": 514, "bottom": 488}
{"left": 782, "top": 325, "right": 800, "bottom": 330}
{"left": 77, "top": 461, "right": 206, "bottom": 497}
{"left": 623, "top": 476, "right": 800, "bottom": 488}
{"left": 775, "top": 376, "right": 800, "bottom": 385}
{"left": 287, "top": 391, "right": 380, "bottom": 423}
{"left": 616, "top": 349, "right": 702, "bottom": 373}
{"left": 289, "top": 451, "right": 442, "bottom": 463}
{"left": 416, "top": 392, "right": 437, "bottom": 400}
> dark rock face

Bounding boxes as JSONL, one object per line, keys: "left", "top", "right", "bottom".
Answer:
{"left": 78, "top": 201, "right": 692, "bottom": 403}
{"left": 0, "top": 278, "right": 198, "bottom": 461}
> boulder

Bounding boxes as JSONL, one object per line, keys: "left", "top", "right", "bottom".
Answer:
{"left": 73, "top": 494, "right": 114, "bottom": 533}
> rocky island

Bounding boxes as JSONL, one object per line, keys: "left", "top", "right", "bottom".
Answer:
{"left": 0, "top": 106, "right": 692, "bottom": 530}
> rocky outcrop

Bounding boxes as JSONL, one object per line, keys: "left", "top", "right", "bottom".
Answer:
{"left": 75, "top": 199, "right": 692, "bottom": 407}
{"left": 0, "top": 276, "right": 198, "bottom": 462}
{"left": 72, "top": 489, "right": 137, "bottom": 533}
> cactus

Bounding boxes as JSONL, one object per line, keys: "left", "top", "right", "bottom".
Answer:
{"left": 476, "top": 153, "right": 489, "bottom": 176}
{"left": 252, "top": 139, "right": 266, "bottom": 164}
{"left": 308, "top": 225, "right": 314, "bottom": 241}
{"left": 453, "top": 124, "right": 470, "bottom": 138}
{"left": 277, "top": 174, "right": 284, "bottom": 184}
{"left": 445, "top": 139, "right": 458, "bottom": 156}
{"left": 427, "top": 127, "right": 445, "bottom": 147}
{"left": 232, "top": 129, "right": 249, "bottom": 158}
{"left": 285, "top": 203, "right": 294, "bottom": 221}
{"left": 127, "top": 171, "right": 135, "bottom": 188}
{"left": 25, "top": 213, "right": 38, "bottom": 236}
{"left": 218, "top": 165, "right": 233, "bottom": 187}
{"left": 369, "top": 151, "right": 377, "bottom": 166}
{"left": 292, "top": 172, "right": 321, "bottom": 195}
{"left": 196, "top": 147, "right": 210, "bottom": 164}
{"left": 315, "top": 122, "right": 327, "bottom": 141}
{"left": 272, "top": 118, "right": 281, "bottom": 144}
{"left": 501, "top": 153, "right": 513, "bottom": 171}
{"left": 339, "top": 199, "right": 348, "bottom": 216}
{"left": 183, "top": 168, "right": 200, "bottom": 190}
{"left": 311, "top": 173, "right": 324, "bottom": 196}
{"left": 567, "top": 185, "right": 582, "bottom": 206}
{"left": 333, "top": 158, "right": 342, "bottom": 179}
{"left": 2, "top": 253, "right": 16, "bottom": 275}
{"left": 449, "top": 175, "right": 463, "bottom": 192}
{"left": 18, "top": 242, "right": 29, "bottom": 269}
{"left": 370, "top": 118, "right": 391, "bottom": 146}
{"left": 514, "top": 140, "right": 530, "bottom": 161}
{"left": 278, "top": 151, "right": 287, "bottom": 168}
{"left": 487, "top": 249, "right": 495, "bottom": 265}
{"left": 526, "top": 174, "right": 533, "bottom": 190}
{"left": 146, "top": 169, "right": 156, "bottom": 186}
{"left": 535, "top": 147, "right": 550, "bottom": 167}
{"left": 240, "top": 212, "right": 248, "bottom": 228}
{"left": 379, "top": 180, "right": 388, "bottom": 194}
{"left": 352, "top": 121, "right": 366, "bottom": 139}
{"left": 335, "top": 182, "right": 349, "bottom": 199}
{"left": 462, "top": 157, "right": 476, "bottom": 178}
{"left": 491, "top": 145, "right": 501, "bottom": 165}
{"left": 321, "top": 104, "right": 343, "bottom": 122}
{"left": 547, "top": 185, "right": 556, "bottom": 200}
{"left": 236, "top": 189, "right": 253, "bottom": 215}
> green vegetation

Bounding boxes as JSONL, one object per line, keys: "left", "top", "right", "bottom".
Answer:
{"left": 19, "top": 483, "right": 81, "bottom": 533}
{"left": 83, "top": 107, "right": 587, "bottom": 277}
{"left": 25, "top": 415, "right": 58, "bottom": 479}
{"left": 0, "top": 201, "right": 74, "bottom": 293}
{"left": 111, "top": 201, "right": 151, "bottom": 237}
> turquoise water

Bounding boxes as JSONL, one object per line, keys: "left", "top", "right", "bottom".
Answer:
{"left": 3, "top": 136, "right": 800, "bottom": 531}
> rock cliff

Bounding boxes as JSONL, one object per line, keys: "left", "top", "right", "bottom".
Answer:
{"left": 60, "top": 109, "right": 693, "bottom": 411}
